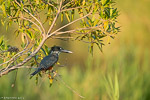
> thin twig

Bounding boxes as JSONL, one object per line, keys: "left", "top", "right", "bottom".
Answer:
{"left": 47, "top": 3, "right": 57, "bottom": 10}
{"left": 42, "top": 0, "right": 58, "bottom": 9}
{"left": 55, "top": 26, "right": 101, "bottom": 35}
{"left": 55, "top": 73, "right": 85, "bottom": 99}
{"left": 11, "top": 69, "right": 18, "bottom": 88}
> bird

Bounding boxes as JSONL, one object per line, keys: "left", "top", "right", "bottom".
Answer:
{"left": 30, "top": 46, "right": 72, "bottom": 77}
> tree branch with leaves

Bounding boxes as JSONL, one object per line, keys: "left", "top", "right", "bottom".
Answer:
{"left": 0, "top": 0, "right": 119, "bottom": 80}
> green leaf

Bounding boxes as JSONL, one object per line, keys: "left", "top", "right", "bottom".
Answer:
{"left": 21, "top": 2, "right": 23, "bottom": 11}
{"left": 101, "top": 0, "right": 105, "bottom": 5}
{"left": 0, "top": 36, "right": 4, "bottom": 46}
{"left": 44, "top": 44, "right": 49, "bottom": 55}
{"left": 1, "top": 3, "right": 6, "bottom": 17}
{"left": 49, "top": 78, "right": 53, "bottom": 87}
{"left": 26, "top": 30, "right": 33, "bottom": 39}
{"left": 61, "top": 12, "right": 64, "bottom": 22}
{"left": 89, "top": 43, "right": 93, "bottom": 55}
{"left": 78, "top": 8, "right": 84, "bottom": 21}
{"left": 82, "top": 0, "right": 85, "bottom": 6}
{"left": 21, "top": 42, "right": 25, "bottom": 48}
{"left": 104, "top": 21, "right": 109, "bottom": 31}
{"left": 103, "top": 0, "right": 110, "bottom": 6}
{"left": 71, "top": 9, "right": 75, "bottom": 21}
{"left": 114, "top": 72, "right": 119, "bottom": 100}
{"left": 21, "top": 34, "right": 25, "bottom": 43}
{"left": 1, "top": 19, "right": 5, "bottom": 26}
{"left": 65, "top": 12, "right": 70, "bottom": 22}
{"left": 96, "top": 42, "right": 103, "bottom": 52}
{"left": 94, "top": 19, "right": 99, "bottom": 26}
{"left": 41, "top": 47, "right": 47, "bottom": 56}
{"left": 36, "top": 74, "right": 38, "bottom": 85}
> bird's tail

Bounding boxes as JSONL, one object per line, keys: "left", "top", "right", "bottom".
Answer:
{"left": 30, "top": 68, "right": 41, "bottom": 78}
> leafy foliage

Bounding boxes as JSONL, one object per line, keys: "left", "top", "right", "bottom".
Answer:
{"left": 0, "top": 0, "right": 119, "bottom": 86}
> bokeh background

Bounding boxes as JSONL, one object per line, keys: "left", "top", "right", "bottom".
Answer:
{"left": 0, "top": 0, "right": 150, "bottom": 100}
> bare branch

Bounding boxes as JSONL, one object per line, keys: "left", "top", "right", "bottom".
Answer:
{"left": 48, "top": 11, "right": 92, "bottom": 38}
{"left": 47, "top": 0, "right": 63, "bottom": 35}
{"left": 55, "top": 26, "right": 101, "bottom": 35}
{"left": 47, "top": 3, "right": 57, "bottom": 10}
{"left": 42, "top": 0, "right": 58, "bottom": 9}
{"left": 21, "top": 17, "right": 43, "bottom": 35}
{"left": 0, "top": 38, "right": 46, "bottom": 77}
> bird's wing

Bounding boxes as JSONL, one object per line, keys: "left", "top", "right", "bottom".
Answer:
{"left": 39, "top": 55, "right": 58, "bottom": 70}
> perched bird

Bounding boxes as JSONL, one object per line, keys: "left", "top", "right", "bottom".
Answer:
{"left": 30, "top": 46, "right": 72, "bottom": 77}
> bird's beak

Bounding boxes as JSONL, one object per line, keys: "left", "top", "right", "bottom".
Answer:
{"left": 61, "top": 49, "right": 73, "bottom": 53}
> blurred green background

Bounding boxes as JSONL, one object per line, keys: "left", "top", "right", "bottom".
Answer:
{"left": 0, "top": 0, "right": 150, "bottom": 100}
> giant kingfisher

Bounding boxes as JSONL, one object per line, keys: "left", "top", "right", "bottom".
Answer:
{"left": 30, "top": 46, "right": 72, "bottom": 77}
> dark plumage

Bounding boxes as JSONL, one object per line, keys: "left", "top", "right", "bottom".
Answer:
{"left": 30, "top": 46, "right": 72, "bottom": 77}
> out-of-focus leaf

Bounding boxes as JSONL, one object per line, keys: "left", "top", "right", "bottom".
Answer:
{"left": 61, "top": 12, "right": 64, "bottom": 22}
{"left": 21, "top": 2, "right": 23, "bottom": 11}
{"left": 90, "top": 43, "right": 93, "bottom": 55}
{"left": 49, "top": 78, "right": 53, "bottom": 87}
{"left": 1, "top": 3, "right": 6, "bottom": 17}
{"left": 103, "top": 0, "right": 110, "bottom": 6}
{"left": 82, "top": 0, "right": 85, "bottom": 6}
{"left": 1, "top": 19, "right": 5, "bottom": 26}
{"left": 44, "top": 44, "right": 49, "bottom": 55}
{"left": 21, "top": 42, "right": 25, "bottom": 48}
{"left": 35, "top": 0, "right": 39, "bottom": 4}
{"left": 104, "top": 21, "right": 109, "bottom": 31}
{"left": 0, "top": 36, "right": 4, "bottom": 46}
{"left": 21, "top": 34, "right": 25, "bottom": 43}
{"left": 115, "top": 72, "right": 119, "bottom": 100}
{"left": 96, "top": 42, "right": 103, "bottom": 52}
{"left": 71, "top": 9, "right": 75, "bottom": 21}
{"left": 78, "top": 8, "right": 84, "bottom": 21}
{"left": 94, "top": 19, "right": 99, "bottom": 26}
{"left": 65, "top": 11, "right": 70, "bottom": 22}
{"left": 36, "top": 74, "right": 38, "bottom": 85}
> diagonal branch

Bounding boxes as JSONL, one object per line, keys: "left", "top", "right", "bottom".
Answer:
{"left": 47, "top": 0, "right": 62, "bottom": 35}
{"left": 54, "top": 26, "right": 101, "bottom": 35}
{"left": 48, "top": 11, "right": 92, "bottom": 38}
{"left": 42, "top": 0, "right": 58, "bottom": 9}
{"left": 21, "top": 17, "right": 43, "bottom": 35}
{"left": 47, "top": 2, "right": 58, "bottom": 10}
{"left": 0, "top": 38, "right": 46, "bottom": 77}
